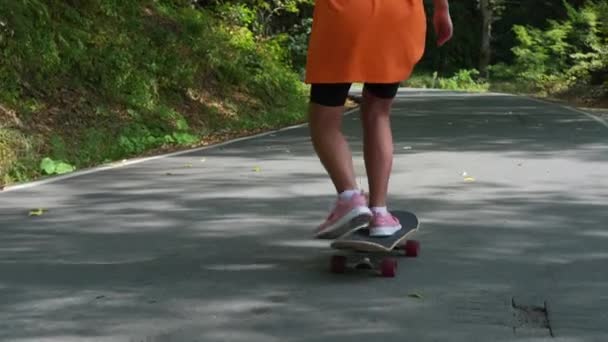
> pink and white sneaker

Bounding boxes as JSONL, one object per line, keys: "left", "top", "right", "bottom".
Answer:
{"left": 369, "top": 212, "right": 402, "bottom": 237}
{"left": 314, "top": 192, "right": 372, "bottom": 239}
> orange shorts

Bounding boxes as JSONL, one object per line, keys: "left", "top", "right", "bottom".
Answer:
{"left": 305, "top": 0, "right": 427, "bottom": 84}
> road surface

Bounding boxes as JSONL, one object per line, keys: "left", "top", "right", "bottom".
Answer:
{"left": 1, "top": 90, "right": 607, "bottom": 341}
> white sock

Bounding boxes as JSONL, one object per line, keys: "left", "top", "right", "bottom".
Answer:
{"left": 371, "top": 206, "right": 388, "bottom": 215}
{"left": 338, "top": 189, "right": 360, "bottom": 201}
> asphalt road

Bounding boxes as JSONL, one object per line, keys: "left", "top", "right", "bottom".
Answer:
{"left": 1, "top": 90, "right": 607, "bottom": 342}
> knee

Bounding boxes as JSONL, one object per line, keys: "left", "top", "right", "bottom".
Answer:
{"left": 362, "top": 93, "right": 393, "bottom": 121}
{"left": 308, "top": 103, "right": 343, "bottom": 130}
{"left": 361, "top": 83, "right": 398, "bottom": 115}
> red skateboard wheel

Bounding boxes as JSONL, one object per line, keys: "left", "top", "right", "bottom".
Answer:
{"left": 380, "top": 258, "right": 397, "bottom": 277}
{"left": 403, "top": 240, "right": 420, "bottom": 257}
{"left": 330, "top": 255, "right": 347, "bottom": 274}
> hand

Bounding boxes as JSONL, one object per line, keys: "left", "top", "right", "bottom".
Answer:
{"left": 433, "top": 7, "right": 453, "bottom": 47}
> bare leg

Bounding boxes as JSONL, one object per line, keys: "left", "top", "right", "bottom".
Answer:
{"left": 360, "top": 89, "right": 395, "bottom": 207}
{"left": 308, "top": 102, "right": 358, "bottom": 193}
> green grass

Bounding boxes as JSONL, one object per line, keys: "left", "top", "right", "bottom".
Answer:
{"left": 403, "top": 69, "right": 489, "bottom": 92}
{"left": 0, "top": 1, "right": 308, "bottom": 187}
{"left": 0, "top": 128, "right": 38, "bottom": 186}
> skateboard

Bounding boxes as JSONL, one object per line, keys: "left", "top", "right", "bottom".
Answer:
{"left": 329, "top": 210, "right": 420, "bottom": 277}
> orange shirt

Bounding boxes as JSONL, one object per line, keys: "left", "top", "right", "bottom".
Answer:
{"left": 305, "top": 0, "right": 427, "bottom": 84}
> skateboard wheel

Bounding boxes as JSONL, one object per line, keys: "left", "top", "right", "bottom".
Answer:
{"left": 330, "top": 255, "right": 347, "bottom": 274}
{"left": 404, "top": 240, "right": 420, "bottom": 257}
{"left": 380, "top": 258, "right": 397, "bottom": 278}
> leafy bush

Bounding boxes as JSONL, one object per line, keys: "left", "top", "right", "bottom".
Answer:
{"left": 286, "top": 17, "right": 313, "bottom": 76}
{"left": 438, "top": 69, "right": 490, "bottom": 92}
{"left": 0, "top": 128, "right": 36, "bottom": 184}
{"left": 402, "top": 71, "right": 439, "bottom": 89}
{"left": 490, "top": 0, "right": 608, "bottom": 94}
{"left": 403, "top": 70, "right": 488, "bottom": 92}
{"left": 0, "top": 0, "right": 307, "bottom": 186}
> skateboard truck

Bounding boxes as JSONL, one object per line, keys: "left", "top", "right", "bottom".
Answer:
{"left": 329, "top": 211, "right": 420, "bottom": 278}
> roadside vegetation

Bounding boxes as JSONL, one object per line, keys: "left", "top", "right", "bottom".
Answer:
{"left": 1, "top": 0, "right": 606, "bottom": 187}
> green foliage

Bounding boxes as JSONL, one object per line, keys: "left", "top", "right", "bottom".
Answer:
{"left": 514, "top": 23, "right": 569, "bottom": 75}
{"left": 286, "top": 17, "right": 313, "bottom": 76}
{"left": 3, "top": 0, "right": 605, "bottom": 187}
{"left": 206, "top": 0, "right": 312, "bottom": 36}
{"left": 117, "top": 116, "right": 198, "bottom": 156}
{"left": 203, "top": 0, "right": 313, "bottom": 72}
{"left": 565, "top": 1, "right": 608, "bottom": 85}
{"left": 402, "top": 72, "right": 439, "bottom": 89}
{"left": 491, "top": 0, "right": 608, "bottom": 94}
{"left": 404, "top": 69, "right": 489, "bottom": 92}
{"left": 438, "top": 69, "right": 490, "bottom": 92}
{"left": 0, "top": 0, "right": 307, "bottom": 185}
{"left": 213, "top": 3, "right": 257, "bottom": 28}
{"left": 39, "top": 157, "right": 75, "bottom": 175}
{"left": 50, "top": 135, "right": 68, "bottom": 162}
{"left": 77, "top": 127, "right": 119, "bottom": 165}
{"left": 0, "top": 128, "right": 35, "bottom": 184}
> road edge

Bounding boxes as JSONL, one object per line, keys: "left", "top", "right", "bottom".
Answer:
{"left": 525, "top": 96, "right": 608, "bottom": 130}
{"left": 1, "top": 108, "right": 360, "bottom": 193}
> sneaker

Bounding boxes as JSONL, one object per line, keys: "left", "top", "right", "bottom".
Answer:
{"left": 369, "top": 212, "right": 402, "bottom": 237}
{"left": 314, "top": 192, "right": 372, "bottom": 239}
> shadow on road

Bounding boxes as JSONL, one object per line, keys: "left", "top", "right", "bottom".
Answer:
{"left": 0, "top": 93, "right": 607, "bottom": 341}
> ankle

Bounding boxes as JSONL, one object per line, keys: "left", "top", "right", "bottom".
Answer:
{"left": 338, "top": 189, "right": 361, "bottom": 201}
{"left": 370, "top": 206, "right": 389, "bottom": 216}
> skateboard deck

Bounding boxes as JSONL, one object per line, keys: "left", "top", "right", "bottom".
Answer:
{"left": 328, "top": 210, "right": 420, "bottom": 277}
{"left": 331, "top": 210, "right": 419, "bottom": 252}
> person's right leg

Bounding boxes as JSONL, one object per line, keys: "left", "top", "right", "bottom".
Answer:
{"left": 360, "top": 83, "right": 402, "bottom": 237}
{"left": 309, "top": 83, "right": 372, "bottom": 239}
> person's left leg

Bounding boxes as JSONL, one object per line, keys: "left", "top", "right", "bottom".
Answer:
{"left": 360, "top": 83, "right": 403, "bottom": 236}
{"left": 308, "top": 84, "right": 358, "bottom": 195}
{"left": 309, "top": 83, "right": 372, "bottom": 239}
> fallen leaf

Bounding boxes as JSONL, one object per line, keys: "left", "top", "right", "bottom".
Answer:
{"left": 200, "top": 158, "right": 207, "bottom": 163}
{"left": 464, "top": 176, "right": 476, "bottom": 182}
{"left": 253, "top": 166, "right": 261, "bottom": 172}
{"left": 184, "top": 163, "right": 193, "bottom": 168}
{"left": 29, "top": 208, "right": 48, "bottom": 216}
{"left": 408, "top": 292, "right": 424, "bottom": 299}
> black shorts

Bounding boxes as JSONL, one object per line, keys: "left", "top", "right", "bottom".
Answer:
{"left": 310, "top": 83, "right": 400, "bottom": 107}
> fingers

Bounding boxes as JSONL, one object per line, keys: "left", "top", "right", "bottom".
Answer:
{"left": 437, "top": 30, "right": 452, "bottom": 46}
{"left": 435, "top": 23, "right": 453, "bottom": 47}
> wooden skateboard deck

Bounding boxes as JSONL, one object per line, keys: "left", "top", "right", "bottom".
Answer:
{"left": 331, "top": 210, "right": 419, "bottom": 252}
{"left": 328, "top": 210, "right": 420, "bottom": 277}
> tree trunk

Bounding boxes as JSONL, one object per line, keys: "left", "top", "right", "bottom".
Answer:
{"left": 479, "top": 0, "right": 492, "bottom": 79}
